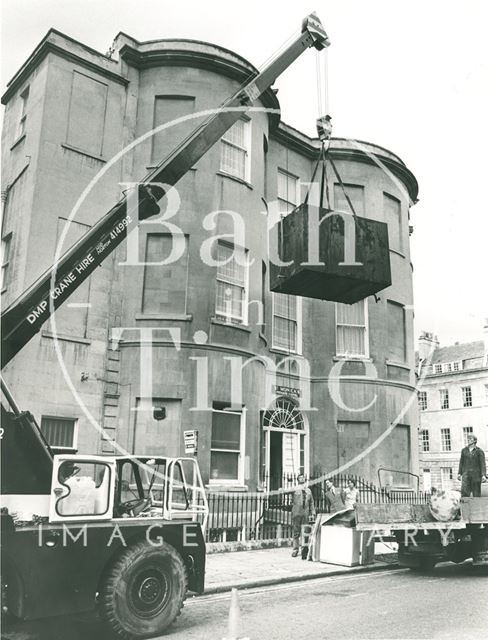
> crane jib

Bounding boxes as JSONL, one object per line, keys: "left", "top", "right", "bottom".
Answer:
{"left": 1, "top": 13, "right": 330, "bottom": 369}
{"left": 1, "top": 205, "right": 134, "bottom": 366}
{"left": 27, "top": 215, "right": 131, "bottom": 324}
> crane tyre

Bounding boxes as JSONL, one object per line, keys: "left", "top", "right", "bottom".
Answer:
{"left": 101, "top": 540, "right": 187, "bottom": 639}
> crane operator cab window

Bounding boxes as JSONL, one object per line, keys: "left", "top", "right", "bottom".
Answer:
{"left": 55, "top": 460, "right": 112, "bottom": 517}
{"left": 114, "top": 458, "right": 166, "bottom": 518}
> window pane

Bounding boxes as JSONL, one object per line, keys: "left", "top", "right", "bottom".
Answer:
{"left": 336, "top": 300, "right": 365, "bottom": 325}
{"left": 223, "top": 120, "right": 245, "bottom": 147}
{"left": 337, "top": 325, "right": 366, "bottom": 356}
{"left": 142, "top": 234, "right": 188, "bottom": 314}
{"left": 216, "top": 281, "right": 244, "bottom": 319}
{"left": 277, "top": 170, "right": 298, "bottom": 213}
{"left": 220, "top": 121, "right": 248, "bottom": 180}
{"left": 215, "top": 243, "right": 248, "bottom": 323}
{"left": 463, "top": 426, "right": 473, "bottom": 445}
{"left": 440, "top": 389, "right": 449, "bottom": 409}
{"left": 273, "top": 293, "right": 297, "bottom": 320}
{"left": 41, "top": 417, "right": 75, "bottom": 448}
{"left": 211, "top": 412, "right": 241, "bottom": 450}
{"left": 220, "top": 142, "right": 246, "bottom": 178}
{"left": 462, "top": 386, "right": 472, "bottom": 407}
{"left": 217, "top": 244, "right": 245, "bottom": 284}
{"left": 441, "top": 428, "right": 451, "bottom": 451}
{"left": 210, "top": 451, "right": 239, "bottom": 480}
{"left": 273, "top": 316, "right": 297, "bottom": 351}
{"left": 56, "top": 461, "right": 111, "bottom": 516}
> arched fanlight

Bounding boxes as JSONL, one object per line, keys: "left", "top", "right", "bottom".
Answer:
{"left": 262, "top": 398, "right": 304, "bottom": 431}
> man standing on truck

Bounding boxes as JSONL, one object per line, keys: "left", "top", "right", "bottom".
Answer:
{"left": 457, "top": 434, "right": 486, "bottom": 497}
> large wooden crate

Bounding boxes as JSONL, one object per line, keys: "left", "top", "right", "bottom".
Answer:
{"left": 270, "top": 204, "right": 391, "bottom": 304}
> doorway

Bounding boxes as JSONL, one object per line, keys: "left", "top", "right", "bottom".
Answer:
{"left": 269, "top": 431, "right": 283, "bottom": 491}
{"left": 262, "top": 397, "right": 308, "bottom": 490}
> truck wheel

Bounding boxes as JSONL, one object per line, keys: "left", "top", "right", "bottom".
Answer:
{"left": 101, "top": 540, "right": 187, "bottom": 639}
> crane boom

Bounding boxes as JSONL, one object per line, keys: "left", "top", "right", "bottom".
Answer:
{"left": 1, "top": 14, "right": 329, "bottom": 369}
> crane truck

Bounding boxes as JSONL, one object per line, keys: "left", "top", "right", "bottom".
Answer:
{"left": 0, "top": 14, "right": 330, "bottom": 639}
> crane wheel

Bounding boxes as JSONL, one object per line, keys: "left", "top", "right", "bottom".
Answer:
{"left": 100, "top": 540, "right": 187, "bottom": 639}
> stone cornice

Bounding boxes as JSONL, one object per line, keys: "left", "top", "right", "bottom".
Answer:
{"left": 118, "top": 43, "right": 281, "bottom": 130}
{"left": 2, "top": 32, "right": 128, "bottom": 105}
{"left": 272, "top": 125, "right": 419, "bottom": 202}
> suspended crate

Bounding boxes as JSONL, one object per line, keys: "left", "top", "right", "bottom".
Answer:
{"left": 269, "top": 203, "right": 391, "bottom": 304}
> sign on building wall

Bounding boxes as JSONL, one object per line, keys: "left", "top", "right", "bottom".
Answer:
{"left": 184, "top": 429, "right": 198, "bottom": 454}
{"left": 272, "top": 385, "right": 301, "bottom": 398}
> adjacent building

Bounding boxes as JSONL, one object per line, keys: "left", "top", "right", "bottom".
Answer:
{"left": 1, "top": 29, "right": 420, "bottom": 490}
{"left": 417, "top": 328, "right": 488, "bottom": 491}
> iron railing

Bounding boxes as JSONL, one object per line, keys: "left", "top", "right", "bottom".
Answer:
{"left": 205, "top": 473, "right": 430, "bottom": 542}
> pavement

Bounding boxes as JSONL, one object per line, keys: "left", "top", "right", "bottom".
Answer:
{"left": 204, "top": 546, "right": 399, "bottom": 594}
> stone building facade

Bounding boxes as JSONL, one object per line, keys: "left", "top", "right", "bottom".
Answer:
{"left": 417, "top": 329, "right": 488, "bottom": 491}
{"left": 2, "top": 29, "right": 419, "bottom": 490}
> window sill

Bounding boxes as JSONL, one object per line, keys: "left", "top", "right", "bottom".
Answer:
{"left": 386, "top": 360, "right": 410, "bottom": 371}
{"left": 269, "top": 347, "right": 302, "bottom": 357}
{"left": 217, "top": 171, "right": 253, "bottom": 190}
{"left": 207, "top": 483, "right": 248, "bottom": 492}
{"left": 42, "top": 330, "right": 91, "bottom": 345}
{"left": 61, "top": 143, "right": 107, "bottom": 163}
{"left": 147, "top": 165, "right": 197, "bottom": 172}
{"left": 211, "top": 318, "right": 252, "bottom": 333}
{"left": 135, "top": 313, "right": 193, "bottom": 322}
{"left": 333, "top": 355, "right": 372, "bottom": 362}
{"left": 10, "top": 134, "right": 26, "bottom": 151}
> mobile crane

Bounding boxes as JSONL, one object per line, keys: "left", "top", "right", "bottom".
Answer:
{"left": 0, "top": 14, "right": 330, "bottom": 639}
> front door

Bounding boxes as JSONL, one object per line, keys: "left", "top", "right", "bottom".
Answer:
{"left": 263, "top": 398, "right": 307, "bottom": 490}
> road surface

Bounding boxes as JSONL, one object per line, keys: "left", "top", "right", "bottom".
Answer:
{"left": 3, "top": 563, "right": 487, "bottom": 639}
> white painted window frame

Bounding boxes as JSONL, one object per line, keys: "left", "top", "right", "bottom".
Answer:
{"left": 335, "top": 299, "right": 370, "bottom": 358}
{"left": 209, "top": 407, "right": 246, "bottom": 486}
{"left": 271, "top": 293, "right": 302, "bottom": 354}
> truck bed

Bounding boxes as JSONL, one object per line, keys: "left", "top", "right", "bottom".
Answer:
{"left": 355, "top": 503, "right": 466, "bottom": 530}
{"left": 356, "top": 498, "right": 488, "bottom": 531}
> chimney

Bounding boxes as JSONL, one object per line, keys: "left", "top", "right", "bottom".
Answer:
{"left": 418, "top": 331, "right": 439, "bottom": 362}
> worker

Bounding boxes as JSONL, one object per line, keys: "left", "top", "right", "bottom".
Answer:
{"left": 291, "top": 474, "right": 316, "bottom": 558}
{"left": 324, "top": 478, "right": 346, "bottom": 513}
{"left": 343, "top": 478, "right": 359, "bottom": 510}
{"left": 457, "top": 434, "right": 486, "bottom": 497}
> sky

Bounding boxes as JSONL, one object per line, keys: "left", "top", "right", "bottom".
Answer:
{"left": 1, "top": 0, "right": 487, "bottom": 346}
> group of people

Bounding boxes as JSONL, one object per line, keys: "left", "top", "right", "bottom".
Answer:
{"left": 290, "top": 474, "right": 358, "bottom": 557}
{"left": 290, "top": 434, "right": 486, "bottom": 558}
